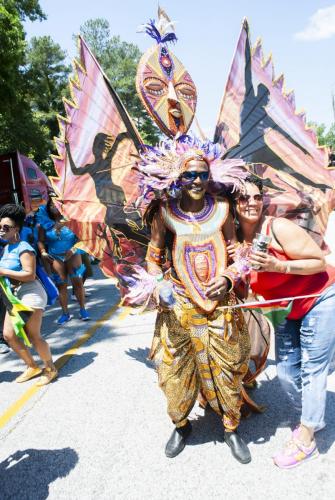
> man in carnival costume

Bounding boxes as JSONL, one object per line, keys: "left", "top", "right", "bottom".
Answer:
{"left": 136, "top": 134, "right": 251, "bottom": 464}
{"left": 52, "top": 9, "right": 273, "bottom": 464}
{"left": 132, "top": 11, "right": 335, "bottom": 466}
{"left": 131, "top": 10, "right": 251, "bottom": 463}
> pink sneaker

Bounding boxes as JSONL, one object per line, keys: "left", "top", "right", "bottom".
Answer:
{"left": 273, "top": 431, "right": 319, "bottom": 469}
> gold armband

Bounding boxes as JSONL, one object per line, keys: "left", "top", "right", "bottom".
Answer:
{"left": 219, "top": 265, "right": 241, "bottom": 291}
{"left": 145, "top": 243, "right": 165, "bottom": 265}
{"left": 219, "top": 273, "right": 234, "bottom": 292}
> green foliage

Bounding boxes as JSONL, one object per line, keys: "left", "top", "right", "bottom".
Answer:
{"left": 0, "top": 0, "right": 52, "bottom": 171}
{"left": 309, "top": 122, "right": 335, "bottom": 149}
{"left": 0, "top": 0, "right": 70, "bottom": 175}
{"left": 0, "top": 0, "right": 46, "bottom": 104}
{"left": 25, "top": 36, "right": 71, "bottom": 173}
{"left": 0, "top": 2, "right": 26, "bottom": 107}
{"left": 12, "top": 0, "right": 45, "bottom": 21}
{"left": 79, "top": 18, "right": 161, "bottom": 145}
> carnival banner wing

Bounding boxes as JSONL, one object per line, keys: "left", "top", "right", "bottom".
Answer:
{"left": 214, "top": 19, "right": 335, "bottom": 245}
{"left": 51, "top": 36, "right": 148, "bottom": 277}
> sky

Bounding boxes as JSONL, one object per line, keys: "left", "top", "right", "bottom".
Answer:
{"left": 24, "top": 0, "right": 335, "bottom": 137}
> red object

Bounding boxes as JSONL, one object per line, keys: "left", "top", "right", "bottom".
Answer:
{"left": 0, "top": 152, "right": 50, "bottom": 212}
{"left": 250, "top": 231, "right": 335, "bottom": 319}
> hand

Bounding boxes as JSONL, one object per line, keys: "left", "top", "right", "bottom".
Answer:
{"left": 54, "top": 220, "right": 67, "bottom": 231}
{"left": 226, "top": 243, "right": 237, "bottom": 259}
{"left": 249, "top": 251, "right": 284, "bottom": 273}
{"left": 151, "top": 279, "right": 165, "bottom": 311}
{"left": 41, "top": 253, "right": 54, "bottom": 264}
{"left": 64, "top": 249, "right": 74, "bottom": 261}
{"left": 205, "top": 276, "right": 229, "bottom": 301}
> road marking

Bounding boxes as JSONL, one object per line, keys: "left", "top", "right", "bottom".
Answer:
{"left": 0, "top": 302, "right": 130, "bottom": 430}
{"left": 116, "top": 306, "right": 133, "bottom": 321}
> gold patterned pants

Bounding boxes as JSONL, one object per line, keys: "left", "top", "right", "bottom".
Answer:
{"left": 150, "top": 290, "right": 250, "bottom": 430}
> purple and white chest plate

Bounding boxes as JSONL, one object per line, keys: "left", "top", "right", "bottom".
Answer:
{"left": 161, "top": 195, "right": 228, "bottom": 312}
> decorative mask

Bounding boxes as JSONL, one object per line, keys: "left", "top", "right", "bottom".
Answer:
{"left": 136, "top": 9, "right": 197, "bottom": 138}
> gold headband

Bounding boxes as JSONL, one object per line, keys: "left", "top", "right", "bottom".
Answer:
{"left": 180, "top": 150, "right": 210, "bottom": 172}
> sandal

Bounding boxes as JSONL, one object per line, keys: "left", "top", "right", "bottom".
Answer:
{"left": 36, "top": 367, "right": 58, "bottom": 386}
{"left": 16, "top": 366, "right": 42, "bottom": 383}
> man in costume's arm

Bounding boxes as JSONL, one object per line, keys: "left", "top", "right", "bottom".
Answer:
{"left": 146, "top": 212, "right": 166, "bottom": 277}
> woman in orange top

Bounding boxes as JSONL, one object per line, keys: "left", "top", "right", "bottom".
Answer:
{"left": 231, "top": 175, "right": 335, "bottom": 469}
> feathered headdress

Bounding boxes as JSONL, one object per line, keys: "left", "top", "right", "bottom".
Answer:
{"left": 137, "top": 7, "right": 177, "bottom": 45}
{"left": 134, "top": 134, "right": 247, "bottom": 209}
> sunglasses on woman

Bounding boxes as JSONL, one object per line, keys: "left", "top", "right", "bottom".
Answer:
{"left": 0, "top": 224, "right": 15, "bottom": 233}
{"left": 181, "top": 171, "right": 210, "bottom": 182}
{"left": 237, "top": 194, "right": 263, "bottom": 204}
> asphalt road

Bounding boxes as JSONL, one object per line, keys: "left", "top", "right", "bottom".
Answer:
{"left": 0, "top": 267, "right": 334, "bottom": 499}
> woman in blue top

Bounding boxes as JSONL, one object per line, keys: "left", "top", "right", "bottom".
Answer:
{"left": 0, "top": 204, "right": 57, "bottom": 385}
{"left": 38, "top": 199, "right": 89, "bottom": 325}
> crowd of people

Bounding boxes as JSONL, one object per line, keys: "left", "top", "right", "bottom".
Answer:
{"left": 1, "top": 7, "right": 335, "bottom": 482}
{"left": 0, "top": 197, "right": 92, "bottom": 385}
{"left": 1, "top": 153, "right": 335, "bottom": 470}
{"left": 137, "top": 144, "right": 335, "bottom": 469}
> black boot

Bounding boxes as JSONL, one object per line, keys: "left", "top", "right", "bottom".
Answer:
{"left": 165, "top": 421, "right": 192, "bottom": 458}
{"left": 224, "top": 430, "right": 251, "bottom": 464}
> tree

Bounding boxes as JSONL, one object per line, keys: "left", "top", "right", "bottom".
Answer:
{"left": 309, "top": 122, "right": 335, "bottom": 149}
{"left": 79, "top": 18, "right": 160, "bottom": 145}
{"left": 0, "top": 0, "right": 45, "bottom": 95}
{"left": 13, "top": 0, "right": 45, "bottom": 21}
{"left": 0, "top": 1, "right": 47, "bottom": 165}
{"left": 309, "top": 122, "right": 335, "bottom": 167}
{"left": 25, "top": 36, "right": 72, "bottom": 173}
{"left": 0, "top": 0, "right": 72, "bottom": 175}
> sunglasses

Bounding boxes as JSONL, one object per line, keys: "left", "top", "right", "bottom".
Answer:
{"left": 181, "top": 171, "right": 210, "bottom": 182}
{"left": 237, "top": 194, "right": 263, "bottom": 203}
{"left": 0, "top": 224, "right": 15, "bottom": 233}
